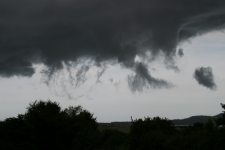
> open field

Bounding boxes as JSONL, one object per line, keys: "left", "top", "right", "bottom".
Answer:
{"left": 98, "top": 125, "right": 130, "bottom": 134}
{"left": 98, "top": 124, "right": 191, "bottom": 133}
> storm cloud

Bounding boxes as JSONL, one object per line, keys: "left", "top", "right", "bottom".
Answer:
{"left": 0, "top": 0, "right": 225, "bottom": 92}
{"left": 128, "top": 62, "right": 173, "bottom": 92}
{"left": 194, "top": 67, "right": 217, "bottom": 90}
{"left": 177, "top": 48, "right": 184, "bottom": 57}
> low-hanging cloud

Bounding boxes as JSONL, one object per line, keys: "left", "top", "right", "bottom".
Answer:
{"left": 0, "top": 0, "right": 225, "bottom": 94}
{"left": 128, "top": 62, "right": 174, "bottom": 92}
{"left": 177, "top": 48, "right": 184, "bottom": 57}
{"left": 194, "top": 67, "right": 217, "bottom": 90}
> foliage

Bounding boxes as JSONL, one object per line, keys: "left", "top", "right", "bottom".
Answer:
{"left": 99, "top": 126, "right": 130, "bottom": 134}
{"left": 1, "top": 101, "right": 225, "bottom": 150}
{"left": 97, "top": 129, "right": 129, "bottom": 150}
{"left": 129, "top": 117, "right": 175, "bottom": 150}
{"left": 0, "top": 115, "right": 37, "bottom": 150}
{"left": 214, "top": 103, "right": 225, "bottom": 127}
{"left": 0, "top": 100, "right": 99, "bottom": 150}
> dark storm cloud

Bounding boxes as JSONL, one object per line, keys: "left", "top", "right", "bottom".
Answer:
{"left": 194, "top": 67, "right": 217, "bottom": 90}
{"left": 177, "top": 48, "right": 184, "bottom": 57}
{"left": 0, "top": 51, "right": 36, "bottom": 77}
{"left": 0, "top": 0, "right": 225, "bottom": 91}
{"left": 128, "top": 62, "right": 173, "bottom": 92}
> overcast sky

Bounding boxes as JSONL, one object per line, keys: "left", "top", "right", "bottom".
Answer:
{"left": 0, "top": 0, "right": 225, "bottom": 122}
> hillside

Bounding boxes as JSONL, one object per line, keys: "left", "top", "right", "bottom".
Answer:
{"left": 172, "top": 113, "right": 223, "bottom": 125}
{"left": 98, "top": 113, "right": 223, "bottom": 126}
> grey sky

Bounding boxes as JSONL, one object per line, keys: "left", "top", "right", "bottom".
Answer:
{"left": 0, "top": 0, "right": 225, "bottom": 122}
{"left": 0, "top": 31, "right": 224, "bottom": 122}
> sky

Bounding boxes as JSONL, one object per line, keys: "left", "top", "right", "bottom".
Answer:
{"left": 0, "top": 0, "right": 225, "bottom": 122}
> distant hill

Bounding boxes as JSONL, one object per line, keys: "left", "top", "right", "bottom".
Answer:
{"left": 98, "top": 113, "right": 223, "bottom": 126}
{"left": 171, "top": 113, "right": 223, "bottom": 125}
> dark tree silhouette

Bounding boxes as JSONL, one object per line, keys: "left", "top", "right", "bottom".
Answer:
{"left": 1, "top": 101, "right": 225, "bottom": 150}
{"left": 214, "top": 103, "right": 225, "bottom": 127}
{"left": 129, "top": 117, "right": 175, "bottom": 150}
{"left": 0, "top": 100, "right": 100, "bottom": 150}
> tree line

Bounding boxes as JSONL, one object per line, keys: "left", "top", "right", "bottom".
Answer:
{"left": 0, "top": 100, "right": 224, "bottom": 150}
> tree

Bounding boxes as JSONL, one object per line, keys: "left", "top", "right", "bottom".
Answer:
{"left": 129, "top": 117, "right": 175, "bottom": 150}
{"left": 0, "top": 100, "right": 100, "bottom": 150}
{"left": 0, "top": 114, "right": 37, "bottom": 150}
{"left": 23, "top": 100, "right": 67, "bottom": 149}
{"left": 204, "top": 118, "right": 215, "bottom": 132}
{"left": 63, "top": 106, "right": 100, "bottom": 149}
{"left": 214, "top": 103, "right": 225, "bottom": 127}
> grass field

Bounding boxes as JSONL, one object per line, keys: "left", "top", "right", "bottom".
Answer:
{"left": 98, "top": 125, "right": 187, "bottom": 133}
{"left": 98, "top": 125, "right": 130, "bottom": 134}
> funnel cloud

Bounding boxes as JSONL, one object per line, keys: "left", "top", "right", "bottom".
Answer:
{"left": 0, "top": 0, "right": 224, "bottom": 93}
